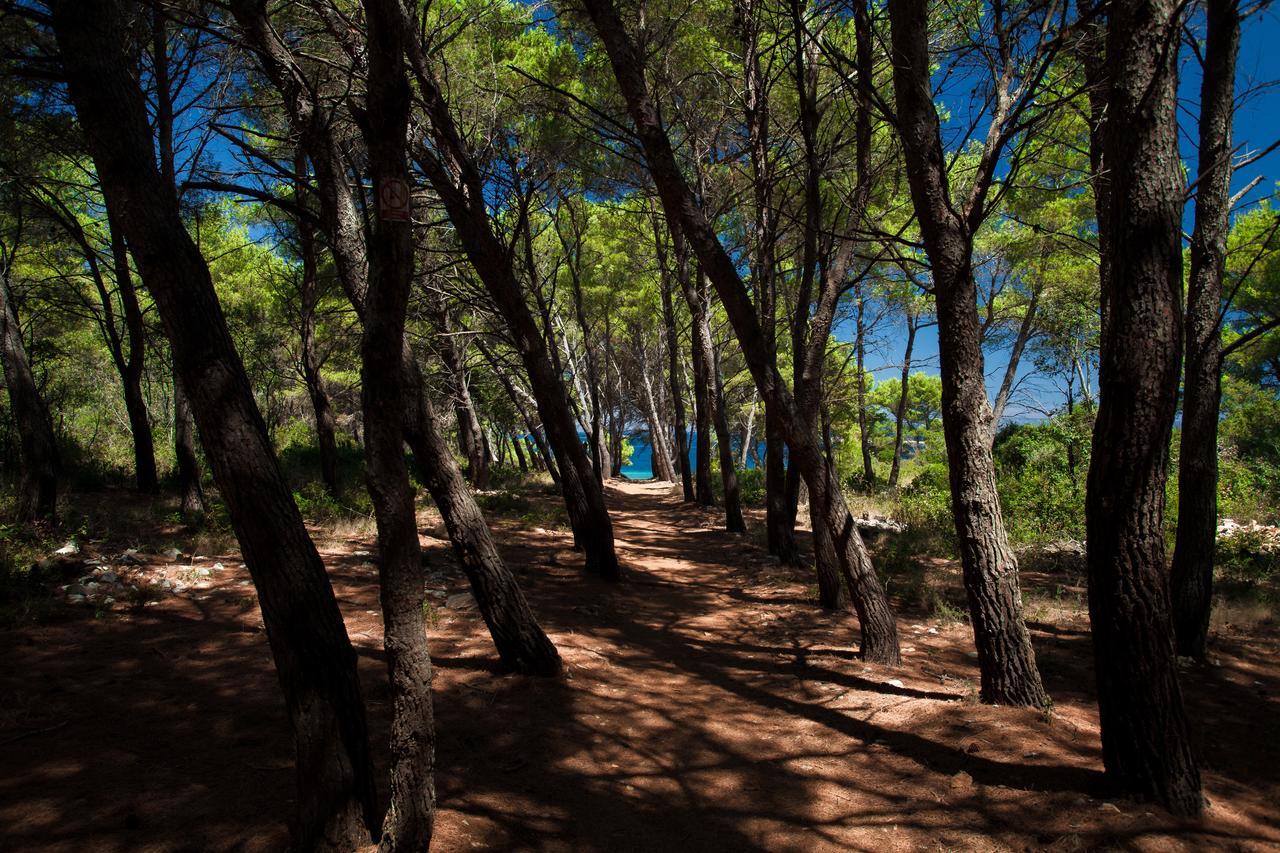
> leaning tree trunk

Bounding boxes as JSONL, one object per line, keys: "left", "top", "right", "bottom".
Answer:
{"left": 888, "top": 0, "right": 1047, "bottom": 707}
{"left": 399, "top": 31, "right": 618, "bottom": 579}
{"left": 229, "top": 0, "right": 561, "bottom": 676}
{"left": 400, "top": 354, "right": 562, "bottom": 675}
{"left": 1171, "top": 0, "right": 1241, "bottom": 661}
{"left": 583, "top": 0, "right": 900, "bottom": 664}
{"left": 53, "top": 3, "right": 379, "bottom": 846}
{"left": 1086, "top": 0, "right": 1203, "bottom": 815}
{"left": 0, "top": 274, "right": 58, "bottom": 522}
{"left": 356, "top": 7, "right": 435, "bottom": 843}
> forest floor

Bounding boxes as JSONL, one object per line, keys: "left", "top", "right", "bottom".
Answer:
{"left": 2, "top": 479, "right": 1279, "bottom": 852}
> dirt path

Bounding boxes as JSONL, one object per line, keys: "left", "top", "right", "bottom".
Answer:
{"left": 2, "top": 480, "right": 1278, "bottom": 851}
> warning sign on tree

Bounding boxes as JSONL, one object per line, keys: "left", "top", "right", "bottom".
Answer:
{"left": 379, "top": 178, "right": 411, "bottom": 222}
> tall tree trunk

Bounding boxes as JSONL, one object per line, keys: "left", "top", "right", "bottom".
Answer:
{"left": 435, "top": 307, "right": 489, "bottom": 490}
{"left": 712, "top": 344, "right": 746, "bottom": 532}
{"left": 1171, "top": 0, "right": 1241, "bottom": 661}
{"left": 1086, "top": 0, "right": 1203, "bottom": 815}
{"left": 639, "top": 357, "right": 676, "bottom": 481}
{"left": 656, "top": 221, "right": 695, "bottom": 501}
{"left": 888, "top": 0, "right": 1047, "bottom": 707}
{"left": 230, "top": 0, "right": 561, "bottom": 675}
{"left": 764, "top": 406, "right": 797, "bottom": 560}
{"left": 105, "top": 205, "right": 158, "bottom": 494}
{"left": 682, "top": 249, "right": 715, "bottom": 507}
{"left": 855, "top": 289, "right": 875, "bottom": 486}
{"left": 0, "top": 274, "right": 58, "bottom": 522}
{"left": 53, "top": 4, "right": 379, "bottom": 846}
{"left": 153, "top": 7, "right": 206, "bottom": 519}
{"left": 583, "top": 0, "right": 900, "bottom": 664}
{"left": 354, "top": 5, "right": 435, "bottom": 843}
{"left": 401, "top": 32, "right": 618, "bottom": 580}
{"left": 510, "top": 429, "right": 528, "bottom": 472}
{"left": 295, "top": 181, "right": 342, "bottom": 499}
{"left": 173, "top": 368, "right": 206, "bottom": 520}
{"left": 736, "top": 2, "right": 792, "bottom": 555}
{"left": 989, "top": 289, "right": 1040, "bottom": 441}
{"left": 740, "top": 390, "right": 756, "bottom": 468}
{"left": 888, "top": 311, "right": 918, "bottom": 489}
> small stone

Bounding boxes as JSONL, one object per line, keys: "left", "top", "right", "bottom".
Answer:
{"left": 887, "top": 679, "right": 905, "bottom": 688}
{"left": 84, "top": 581, "right": 102, "bottom": 593}
{"left": 163, "top": 548, "right": 181, "bottom": 561}
{"left": 194, "top": 567, "right": 212, "bottom": 578}
{"left": 1098, "top": 802, "right": 1122, "bottom": 814}
{"left": 950, "top": 771, "right": 974, "bottom": 790}
{"left": 212, "top": 562, "right": 225, "bottom": 571}
{"left": 65, "top": 582, "right": 86, "bottom": 596}
{"left": 102, "top": 596, "right": 115, "bottom": 605}
{"left": 354, "top": 550, "right": 372, "bottom": 557}
{"left": 927, "top": 627, "right": 939, "bottom": 635}
{"left": 54, "top": 542, "right": 79, "bottom": 556}
{"left": 96, "top": 570, "right": 119, "bottom": 584}
{"left": 117, "top": 550, "right": 142, "bottom": 566}
{"left": 67, "top": 594, "right": 86, "bottom": 604}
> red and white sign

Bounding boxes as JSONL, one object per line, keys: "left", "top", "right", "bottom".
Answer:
{"left": 379, "top": 178, "right": 411, "bottom": 222}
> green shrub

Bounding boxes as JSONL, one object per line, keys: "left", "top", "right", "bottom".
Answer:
{"left": 737, "top": 466, "right": 766, "bottom": 506}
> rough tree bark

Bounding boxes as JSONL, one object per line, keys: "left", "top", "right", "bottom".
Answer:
{"left": 52, "top": 3, "right": 380, "bottom": 846}
{"left": 1171, "top": 0, "right": 1241, "bottom": 661}
{"left": 354, "top": 4, "right": 435, "bottom": 843}
{"left": 0, "top": 272, "right": 58, "bottom": 522}
{"left": 1084, "top": 0, "right": 1204, "bottom": 815}
{"left": 888, "top": 0, "right": 1048, "bottom": 706}
{"left": 583, "top": 0, "right": 900, "bottom": 663}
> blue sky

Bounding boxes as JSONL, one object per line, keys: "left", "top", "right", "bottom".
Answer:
{"left": 853, "top": 4, "right": 1280, "bottom": 423}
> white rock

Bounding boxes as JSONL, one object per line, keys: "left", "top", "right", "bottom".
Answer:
{"left": 887, "top": 679, "right": 905, "bottom": 688}
{"left": 54, "top": 542, "right": 79, "bottom": 556}
{"left": 67, "top": 594, "right": 86, "bottom": 604}
{"left": 212, "top": 562, "right": 225, "bottom": 571}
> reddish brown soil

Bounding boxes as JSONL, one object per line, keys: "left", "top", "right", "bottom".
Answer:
{"left": 2, "top": 480, "right": 1278, "bottom": 851}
